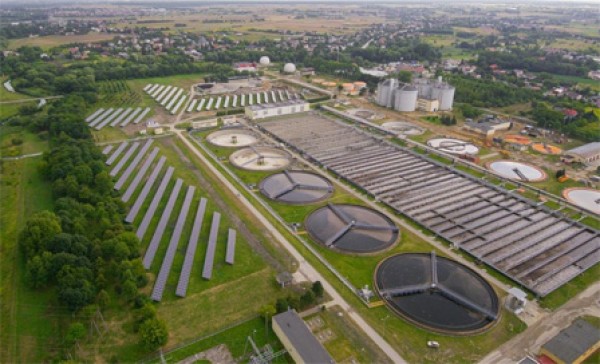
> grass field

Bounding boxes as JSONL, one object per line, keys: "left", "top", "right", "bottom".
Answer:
{"left": 191, "top": 127, "right": 529, "bottom": 363}
{"left": 0, "top": 153, "right": 57, "bottom": 363}
{"left": 0, "top": 125, "right": 49, "bottom": 157}
{"left": 7, "top": 33, "right": 119, "bottom": 50}
{"left": 0, "top": 78, "right": 38, "bottom": 120}
{"left": 75, "top": 135, "right": 301, "bottom": 362}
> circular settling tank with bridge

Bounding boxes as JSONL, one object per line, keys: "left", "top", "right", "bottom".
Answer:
{"left": 259, "top": 170, "right": 333, "bottom": 204}
{"left": 427, "top": 138, "right": 479, "bottom": 155}
{"left": 382, "top": 121, "right": 425, "bottom": 136}
{"left": 487, "top": 160, "right": 547, "bottom": 182}
{"left": 563, "top": 188, "right": 600, "bottom": 215}
{"left": 207, "top": 129, "right": 258, "bottom": 148}
{"left": 375, "top": 252, "right": 499, "bottom": 334}
{"left": 230, "top": 146, "right": 291, "bottom": 171}
{"left": 531, "top": 143, "right": 562, "bottom": 155}
{"left": 305, "top": 203, "right": 398, "bottom": 254}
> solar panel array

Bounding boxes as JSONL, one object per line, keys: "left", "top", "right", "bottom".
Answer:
{"left": 102, "top": 139, "right": 240, "bottom": 301}
{"left": 125, "top": 156, "right": 166, "bottom": 221}
{"left": 136, "top": 166, "right": 175, "bottom": 239}
{"left": 114, "top": 140, "right": 153, "bottom": 190}
{"left": 151, "top": 186, "right": 196, "bottom": 301}
{"left": 143, "top": 178, "right": 183, "bottom": 269}
{"left": 84, "top": 106, "right": 151, "bottom": 130}
{"left": 180, "top": 88, "right": 295, "bottom": 114}
{"left": 143, "top": 83, "right": 188, "bottom": 115}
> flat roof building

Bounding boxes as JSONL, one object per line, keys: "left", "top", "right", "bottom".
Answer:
{"left": 245, "top": 99, "right": 309, "bottom": 120}
{"left": 272, "top": 310, "right": 334, "bottom": 364}
{"left": 563, "top": 142, "right": 600, "bottom": 167}
{"left": 539, "top": 318, "right": 600, "bottom": 364}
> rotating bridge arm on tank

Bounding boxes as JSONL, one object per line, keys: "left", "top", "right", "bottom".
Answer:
{"left": 353, "top": 222, "right": 399, "bottom": 232}
{"left": 380, "top": 284, "right": 430, "bottom": 299}
{"left": 325, "top": 222, "right": 355, "bottom": 247}
{"left": 268, "top": 171, "right": 333, "bottom": 199}
{"left": 327, "top": 203, "right": 353, "bottom": 224}
{"left": 436, "top": 285, "right": 497, "bottom": 321}
{"left": 512, "top": 167, "right": 529, "bottom": 182}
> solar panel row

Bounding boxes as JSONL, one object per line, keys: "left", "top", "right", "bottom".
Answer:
{"left": 126, "top": 156, "right": 166, "bottom": 222}
{"left": 122, "top": 147, "right": 159, "bottom": 203}
{"left": 110, "top": 141, "right": 139, "bottom": 177}
{"left": 176, "top": 197, "right": 208, "bottom": 297}
{"left": 202, "top": 212, "right": 221, "bottom": 280}
{"left": 226, "top": 229, "right": 236, "bottom": 265}
{"left": 114, "top": 139, "right": 153, "bottom": 190}
{"left": 143, "top": 178, "right": 183, "bottom": 269}
{"left": 105, "top": 141, "right": 128, "bottom": 165}
{"left": 136, "top": 166, "right": 174, "bottom": 238}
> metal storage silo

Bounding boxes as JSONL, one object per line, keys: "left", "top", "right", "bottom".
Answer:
{"left": 393, "top": 85, "right": 418, "bottom": 112}
{"left": 377, "top": 78, "right": 398, "bottom": 108}
{"left": 438, "top": 85, "right": 455, "bottom": 110}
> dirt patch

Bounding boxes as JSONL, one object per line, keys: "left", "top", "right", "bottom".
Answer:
{"left": 177, "top": 343, "right": 234, "bottom": 364}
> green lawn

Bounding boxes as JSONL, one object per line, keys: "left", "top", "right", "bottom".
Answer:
{"left": 80, "top": 135, "right": 298, "bottom": 362}
{"left": 0, "top": 125, "right": 49, "bottom": 157}
{"left": 0, "top": 155, "right": 56, "bottom": 363}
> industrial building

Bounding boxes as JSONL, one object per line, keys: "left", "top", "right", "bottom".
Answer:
{"left": 463, "top": 117, "right": 512, "bottom": 137}
{"left": 272, "top": 310, "right": 334, "bottom": 364}
{"left": 563, "top": 142, "right": 600, "bottom": 167}
{"left": 245, "top": 99, "right": 309, "bottom": 120}
{"left": 376, "top": 76, "right": 455, "bottom": 112}
{"left": 539, "top": 318, "right": 600, "bottom": 364}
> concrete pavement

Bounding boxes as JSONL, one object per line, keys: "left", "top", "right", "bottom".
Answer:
{"left": 479, "top": 281, "right": 600, "bottom": 364}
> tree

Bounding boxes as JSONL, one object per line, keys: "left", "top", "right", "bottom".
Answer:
{"left": 65, "top": 322, "right": 86, "bottom": 348}
{"left": 19, "top": 210, "right": 62, "bottom": 259}
{"left": 121, "top": 279, "right": 138, "bottom": 302}
{"left": 139, "top": 318, "right": 168, "bottom": 351}
{"left": 397, "top": 70, "right": 413, "bottom": 83}
{"left": 275, "top": 298, "right": 288, "bottom": 313}
{"left": 300, "top": 290, "right": 316, "bottom": 309}
{"left": 311, "top": 281, "right": 324, "bottom": 298}
{"left": 25, "top": 253, "right": 51, "bottom": 288}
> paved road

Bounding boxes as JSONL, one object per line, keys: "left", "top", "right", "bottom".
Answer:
{"left": 173, "top": 129, "right": 406, "bottom": 364}
{"left": 480, "top": 281, "right": 600, "bottom": 363}
{"left": 0, "top": 152, "right": 43, "bottom": 160}
{"left": 0, "top": 95, "right": 63, "bottom": 104}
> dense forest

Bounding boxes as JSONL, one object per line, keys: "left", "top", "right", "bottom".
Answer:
{"left": 476, "top": 49, "right": 598, "bottom": 77}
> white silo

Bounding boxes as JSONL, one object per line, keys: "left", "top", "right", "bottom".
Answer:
{"left": 283, "top": 63, "right": 296, "bottom": 73}
{"left": 376, "top": 78, "right": 398, "bottom": 108}
{"left": 438, "top": 85, "right": 455, "bottom": 110}
{"left": 393, "top": 85, "right": 418, "bottom": 112}
{"left": 259, "top": 56, "right": 270, "bottom": 66}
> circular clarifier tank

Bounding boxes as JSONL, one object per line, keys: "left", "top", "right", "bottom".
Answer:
{"left": 375, "top": 252, "right": 499, "bottom": 334}
{"left": 382, "top": 121, "right": 425, "bottom": 136}
{"left": 229, "top": 146, "right": 291, "bottom": 171}
{"left": 427, "top": 138, "right": 479, "bottom": 155}
{"left": 259, "top": 171, "right": 333, "bottom": 204}
{"left": 207, "top": 129, "right": 258, "bottom": 148}
{"left": 563, "top": 188, "right": 600, "bottom": 215}
{"left": 488, "top": 160, "right": 547, "bottom": 182}
{"left": 305, "top": 204, "right": 398, "bottom": 253}
{"left": 531, "top": 143, "right": 562, "bottom": 155}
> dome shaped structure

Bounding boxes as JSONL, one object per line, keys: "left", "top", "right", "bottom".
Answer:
{"left": 283, "top": 63, "right": 297, "bottom": 74}
{"left": 259, "top": 56, "right": 270, "bottom": 65}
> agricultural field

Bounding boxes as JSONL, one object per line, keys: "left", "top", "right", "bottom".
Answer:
{"left": 7, "top": 33, "right": 119, "bottom": 50}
